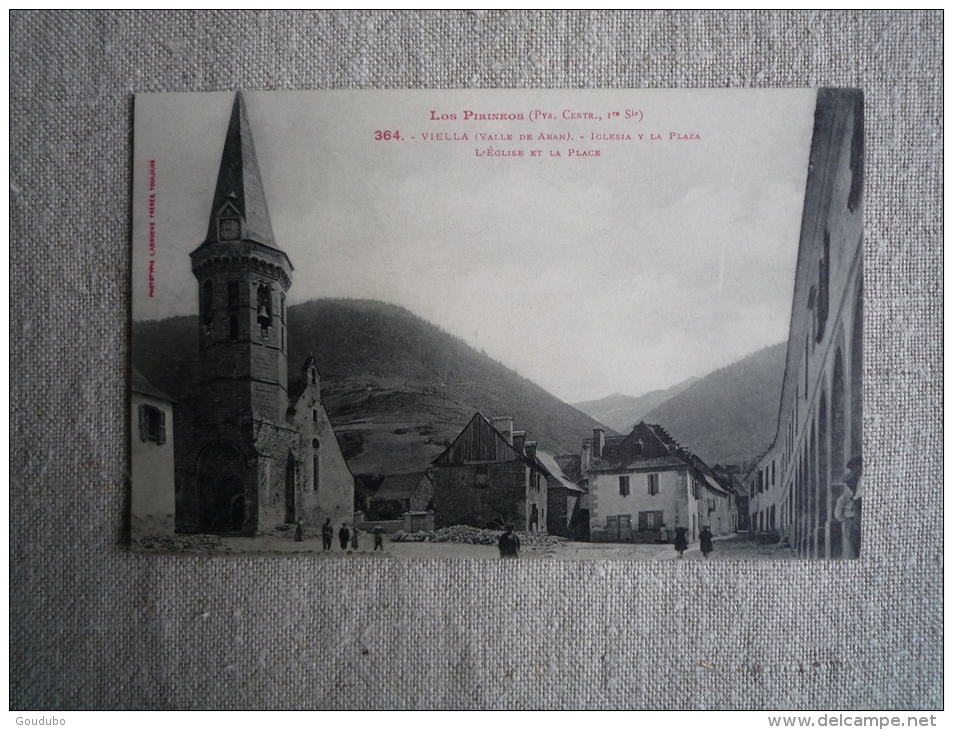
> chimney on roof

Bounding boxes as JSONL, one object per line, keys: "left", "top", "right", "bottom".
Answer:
{"left": 581, "top": 442, "right": 591, "bottom": 471}
{"left": 492, "top": 416, "right": 514, "bottom": 445}
{"left": 512, "top": 430, "right": 526, "bottom": 455}
{"left": 525, "top": 440, "right": 537, "bottom": 461}
{"left": 593, "top": 428, "right": 605, "bottom": 459}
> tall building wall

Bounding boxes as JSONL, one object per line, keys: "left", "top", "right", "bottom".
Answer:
{"left": 752, "top": 89, "right": 864, "bottom": 559}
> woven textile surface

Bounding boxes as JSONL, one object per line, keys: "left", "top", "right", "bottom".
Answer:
{"left": 10, "top": 11, "right": 942, "bottom": 710}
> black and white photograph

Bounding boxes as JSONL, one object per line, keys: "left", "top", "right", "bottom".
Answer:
{"left": 131, "top": 88, "right": 863, "bottom": 560}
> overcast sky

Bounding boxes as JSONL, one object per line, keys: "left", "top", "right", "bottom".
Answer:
{"left": 133, "top": 89, "right": 816, "bottom": 403}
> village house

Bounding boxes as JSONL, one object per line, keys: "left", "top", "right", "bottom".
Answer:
{"left": 169, "top": 91, "right": 354, "bottom": 536}
{"left": 535, "top": 451, "right": 585, "bottom": 538}
{"left": 431, "top": 414, "right": 551, "bottom": 531}
{"left": 749, "top": 89, "right": 864, "bottom": 559}
{"left": 366, "top": 470, "right": 435, "bottom": 520}
{"left": 711, "top": 463, "right": 749, "bottom": 533}
{"left": 131, "top": 368, "right": 176, "bottom": 540}
{"left": 582, "top": 422, "right": 733, "bottom": 544}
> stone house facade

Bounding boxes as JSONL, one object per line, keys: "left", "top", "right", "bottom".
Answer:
{"left": 431, "top": 414, "right": 549, "bottom": 531}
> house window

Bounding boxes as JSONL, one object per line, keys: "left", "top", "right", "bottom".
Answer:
{"left": 138, "top": 404, "right": 166, "bottom": 445}
{"left": 638, "top": 510, "right": 664, "bottom": 530}
{"left": 476, "top": 464, "right": 489, "bottom": 485}
{"left": 229, "top": 314, "right": 239, "bottom": 341}
{"left": 647, "top": 473, "right": 659, "bottom": 495}
{"left": 312, "top": 409, "right": 318, "bottom": 423}
{"left": 619, "top": 475, "right": 630, "bottom": 496}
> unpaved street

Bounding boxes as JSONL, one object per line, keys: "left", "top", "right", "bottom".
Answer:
{"left": 217, "top": 532, "right": 795, "bottom": 561}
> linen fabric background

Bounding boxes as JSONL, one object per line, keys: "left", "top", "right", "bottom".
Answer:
{"left": 9, "top": 10, "right": 942, "bottom": 710}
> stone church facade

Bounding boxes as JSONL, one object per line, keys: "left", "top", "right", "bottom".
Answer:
{"left": 174, "top": 92, "right": 354, "bottom": 536}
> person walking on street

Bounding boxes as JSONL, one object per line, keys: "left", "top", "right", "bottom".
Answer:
{"left": 699, "top": 525, "right": 714, "bottom": 559}
{"left": 294, "top": 520, "right": 304, "bottom": 542}
{"left": 674, "top": 526, "right": 688, "bottom": 559}
{"left": 351, "top": 526, "right": 360, "bottom": 550}
{"left": 339, "top": 523, "right": 350, "bottom": 550}
{"left": 321, "top": 517, "right": 334, "bottom": 551}
{"left": 373, "top": 527, "right": 385, "bottom": 552}
{"left": 498, "top": 524, "right": 520, "bottom": 559}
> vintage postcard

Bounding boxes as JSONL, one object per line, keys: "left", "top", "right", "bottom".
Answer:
{"left": 131, "top": 89, "right": 863, "bottom": 560}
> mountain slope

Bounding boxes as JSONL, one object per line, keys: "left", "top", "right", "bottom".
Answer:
{"left": 132, "top": 299, "right": 613, "bottom": 476}
{"left": 573, "top": 377, "right": 699, "bottom": 433}
{"left": 640, "top": 342, "right": 787, "bottom": 467}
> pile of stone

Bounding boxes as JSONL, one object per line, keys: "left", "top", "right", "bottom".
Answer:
{"left": 391, "top": 525, "right": 564, "bottom": 547}
{"left": 135, "top": 534, "right": 226, "bottom": 553}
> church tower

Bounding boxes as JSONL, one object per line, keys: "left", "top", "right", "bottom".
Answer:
{"left": 183, "top": 91, "right": 295, "bottom": 534}
{"left": 191, "top": 91, "right": 293, "bottom": 418}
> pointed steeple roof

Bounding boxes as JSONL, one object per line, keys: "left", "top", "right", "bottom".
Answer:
{"left": 204, "top": 91, "right": 278, "bottom": 249}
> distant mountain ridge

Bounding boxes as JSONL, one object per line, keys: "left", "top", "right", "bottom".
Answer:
{"left": 640, "top": 342, "right": 787, "bottom": 467}
{"left": 573, "top": 377, "right": 699, "bottom": 433}
{"left": 133, "top": 298, "right": 615, "bottom": 477}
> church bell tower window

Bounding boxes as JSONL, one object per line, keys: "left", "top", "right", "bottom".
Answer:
{"left": 228, "top": 281, "right": 240, "bottom": 309}
{"left": 200, "top": 280, "right": 213, "bottom": 326}
{"left": 257, "top": 284, "right": 273, "bottom": 332}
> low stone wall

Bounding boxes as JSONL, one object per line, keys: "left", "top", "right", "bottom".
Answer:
{"left": 354, "top": 518, "right": 404, "bottom": 535}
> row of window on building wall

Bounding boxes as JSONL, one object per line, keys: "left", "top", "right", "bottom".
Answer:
{"left": 200, "top": 279, "right": 286, "bottom": 348}
{"left": 754, "top": 462, "right": 773, "bottom": 495}
{"left": 618, "top": 473, "right": 660, "bottom": 497}
{"left": 754, "top": 505, "right": 777, "bottom": 532}
{"left": 617, "top": 473, "right": 708, "bottom": 501}
{"left": 606, "top": 510, "right": 665, "bottom": 532}
{"left": 763, "top": 229, "right": 834, "bottom": 502}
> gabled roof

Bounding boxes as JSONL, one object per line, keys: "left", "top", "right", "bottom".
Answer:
{"left": 554, "top": 454, "right": 582, "bottom": 483}
{"left": 536, "top": 451, "right": 583, "bottom": 493}
{"left": 131, "top": 367, "right": 173, "bottom": 402}
{"left": 199, "top": 91, "right": 279, "bottom": 251}
{"left": 431, "top": 412, "right": 548, "bottom": 474}
{"left": 287, "top": 356, "right": 320, "bottom": 406}
{"left": 593, "top": 421, "right": 680, "bottom": 469}
{"left": 590, "top": 421, "right": 730, "bottom": 495}
{"left": 371, "top": 471, "right": 432, "bottom": 501}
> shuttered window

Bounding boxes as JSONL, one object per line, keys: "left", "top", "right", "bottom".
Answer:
{"left": 638, "top": 510, "right": 664, "bottom": 530}
{"left": 138, "top": 404, "right": 166, "bottom": 445}
{"left": 647, "top": 473, "right": 659, "bottom": 495}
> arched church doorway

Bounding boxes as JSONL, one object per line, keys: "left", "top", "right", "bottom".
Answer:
{"left": 196, "top": 441, "right": 248, "bottom": 534}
